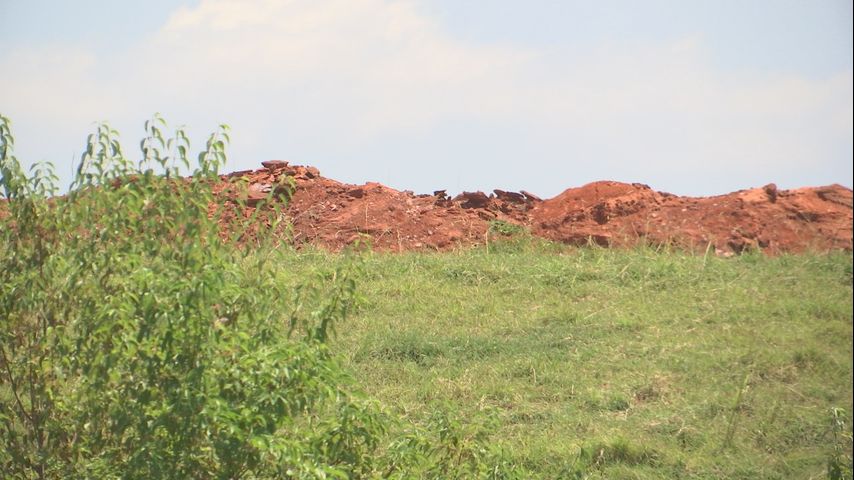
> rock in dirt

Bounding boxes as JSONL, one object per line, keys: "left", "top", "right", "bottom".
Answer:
{"left": 261, "top": 160, "right": 289, "bottom": 171}
{"left": 453, "top": 191, "right": 491, "bottom": 209}
{"left": 493, "top": 189, "right": 527, "bottom": 204}
{"left": 763, "top": 183, "right": 778, "bottom": 203}
{"left": 520, "top": 190, "right": 543, "bottom": 203}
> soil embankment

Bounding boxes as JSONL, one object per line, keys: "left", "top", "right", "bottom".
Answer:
{"left": 215, "top": 161, "right": 853, "bottom": 254}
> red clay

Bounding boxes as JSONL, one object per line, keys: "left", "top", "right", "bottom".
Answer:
{"left": 214, "top": 161, "right": 852, "bottom": 255}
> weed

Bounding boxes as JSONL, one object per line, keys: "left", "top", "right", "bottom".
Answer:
{"left": 722, "top": 371, "right": 752, "bottom": 450}
{"left": 581, "top": 437, "right": 662, "bottom": 467}
{"left": 828, "top": 408, "right": 853, "bottom": 480}
{"left": 488, "top": 219, "right": 527, "bottom": 237}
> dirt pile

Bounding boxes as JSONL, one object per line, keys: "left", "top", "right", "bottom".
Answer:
{"left": 214, "top": 161, "right": 853, "bottom": 254}
{"left": 530, "top": 181, "right": 852, "bottom": 254}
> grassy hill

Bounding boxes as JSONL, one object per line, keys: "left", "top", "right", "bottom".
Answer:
{"left": 279, "top": 242, "right": 853, "bottom": 478}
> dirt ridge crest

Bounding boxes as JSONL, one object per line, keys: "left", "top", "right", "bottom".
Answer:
{"left": 215, "top": 161, "right": 853, "bottom": 254}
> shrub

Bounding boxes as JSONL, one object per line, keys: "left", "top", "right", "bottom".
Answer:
{"left": 0, "top": 114, "right": 523, "bottom": 479}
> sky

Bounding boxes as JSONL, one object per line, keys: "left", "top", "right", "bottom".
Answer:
{"left": 1, "top": 0, "right": 851, "bottom": 197}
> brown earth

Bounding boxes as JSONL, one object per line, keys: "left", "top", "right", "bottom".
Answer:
{"left": 210, "top": 160, "right": 853, "bottom": 255}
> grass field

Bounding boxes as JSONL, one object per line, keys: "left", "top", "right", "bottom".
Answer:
{"left": 275, "top": 240, "right": 853, "bottom": 479}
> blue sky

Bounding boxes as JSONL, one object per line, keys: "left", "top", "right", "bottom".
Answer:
{"left": 1, "top": 0, "right": 851, "bottom": 197}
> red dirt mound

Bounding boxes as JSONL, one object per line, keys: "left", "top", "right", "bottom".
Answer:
{"left": 214, "top": 161, "right": 852, "bottom": 254}
{"left": 530, "top": 182, "right": 852, "bottom": 254}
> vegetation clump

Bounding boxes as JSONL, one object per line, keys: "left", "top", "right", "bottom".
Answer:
{"left": 0, "top": 115, "right": 523, "bottom": 479}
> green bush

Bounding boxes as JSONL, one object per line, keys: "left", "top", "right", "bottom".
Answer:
{"left": 0, "top": 115, "right": 523, "bottom": 479}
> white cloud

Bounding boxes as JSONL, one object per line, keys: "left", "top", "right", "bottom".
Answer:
{"left": 131, "top": 0, "right": 530, "bottom": 139}
{"left": 507, "top": 39, "right": 852, "bottom": 185}
{"left": 0, "top": 46, "right": 125, "bottom": 124}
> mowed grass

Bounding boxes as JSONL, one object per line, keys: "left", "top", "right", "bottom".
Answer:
{"left": 274, "top": 241, "right": 853, "bottom": 479}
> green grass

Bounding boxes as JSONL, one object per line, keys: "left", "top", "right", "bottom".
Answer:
{"left": 274, "top": 242, "right": 853, "bottom": 479}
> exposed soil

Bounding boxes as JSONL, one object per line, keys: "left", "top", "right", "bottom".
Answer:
{"left": 216, "top": 161, "right": 852, "bottom": 255}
